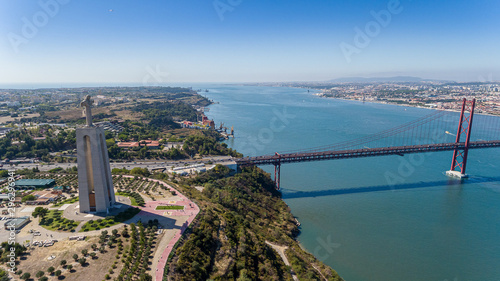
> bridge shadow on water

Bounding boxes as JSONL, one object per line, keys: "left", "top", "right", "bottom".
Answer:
{"left": 281, "top": 176, "right": 500, "bottom": 199}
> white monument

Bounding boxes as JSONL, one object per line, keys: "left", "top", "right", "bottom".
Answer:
{"left": 76, "top": 95, "right": 116, "bottom": 213}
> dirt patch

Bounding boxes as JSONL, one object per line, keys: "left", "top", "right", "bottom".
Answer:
{"left": 16, "top": 235, "right": 123, "bottom": 281}
{"left": 0, "top": 113, "right": 40, "bottom": 124}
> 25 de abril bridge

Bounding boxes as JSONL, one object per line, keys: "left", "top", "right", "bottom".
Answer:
{"left": 235, "top": 98, "right": 500, "bottom": 189}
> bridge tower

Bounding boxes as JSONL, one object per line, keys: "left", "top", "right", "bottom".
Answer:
{"left": 446, "top": 98, "right": 476, "bottom": 178}
{"left": 273, "top": 152, "right": 281, "bottom": 190}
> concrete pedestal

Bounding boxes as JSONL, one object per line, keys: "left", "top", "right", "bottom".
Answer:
{"left": 446, "top": 170, "right": 468, "bottom": 179}
{"left": 76, "top": 126, "right": 116, "bottom": 213}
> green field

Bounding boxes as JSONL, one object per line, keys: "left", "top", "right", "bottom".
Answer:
{"left": 116, "top": 191, "right": 145, "bottom": 207}
{"left": 79, "top": 207, "right": 141, "bottom": 232}
{"left": 39, "top": 210, "right": 80, "bottom": 232}
{"left": 155, "top": 205, "right": 184, "bottom": 210}
{"left": 52, "top": 196, "right": 79, "bottom": 207}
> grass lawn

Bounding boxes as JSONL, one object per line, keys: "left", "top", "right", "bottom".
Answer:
{"left": 155, "top": 205, "right": 184, "bottom": 210}
{"left": 39, "top": 210, "right": 80, "bottom": 232}
{"left": 116, "top": 191, "right": 143, "bottom": 206}
{"left": 79, "top": 207, "right": 141, "bottom": 232}
{"left": 52, "top": 196, "right": 79, "bottom": 207}
{"left": 80, "top": 218, "right": 118, "bottom": 232}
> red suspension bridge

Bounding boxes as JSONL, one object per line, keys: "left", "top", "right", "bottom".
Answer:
{"left": 235, "top": 98, "right": 500, "bottom": 189}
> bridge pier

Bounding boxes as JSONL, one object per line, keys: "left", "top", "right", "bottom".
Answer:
{"left": 274, "top": 152, "right": 281, "bottom": 190}
{"left": 274, "top": 163, "right": 281, "bottom": 190}
{"left": 447, "top": 98, "right": 475, "bottom": 178}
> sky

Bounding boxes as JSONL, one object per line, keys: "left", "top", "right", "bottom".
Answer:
{"left": 0, "top": 0, "right": 499, "bottom": 84}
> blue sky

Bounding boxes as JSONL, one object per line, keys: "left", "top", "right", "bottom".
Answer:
{"left": 0, "top": 0, "right": 499, "bottom": 84}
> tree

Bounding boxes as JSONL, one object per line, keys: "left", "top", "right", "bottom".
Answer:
{"left": 67, "top": 264, "right": 73, "bottom": 271}
{"left": 55, "top": 270, "right": 62, "bottom": 277}
{"left": 32, "top": 207, "right": 48, "bottom": 219}
{"left": 21, "top": 194, "right": 36, "bottom": 202}
{"left": 130, "top": 167, "right": 150, "bottom": 177}
{"left": 121, "top": 228, "right": 129, "bottom": 237}
{"left": 60, "top": 259, "right": 67, "bottom": 267}
{"left": 90, "top": 252, "right": 97, "bottom": 259}
{"left": 139, "top": 273, "right": 152, "bottom": 281}
{"left": 20, "top": 273, "right": 30, "bottom": 280}
{"left": 81, "top": 249, "right": 88, "bottom": 256}
{"left": 112, "top": 229, "right": 118, "bottom": 236}
{"left": 78, "top": 257, "right": 86, "bottom": 265}
{"left": 39, "top": 277, "right": 48, "bottom": 281}
{"left": 91, "top": 243, "right": 97, "bottom": 251}
{"left": 47, "top": 266, "right": 55, "bottom": 274}
{"left": 73, "top": 254, "right": 78, "bottom": 261}
{"left": 35, "top": 270, "right": 44, "bottom": 278}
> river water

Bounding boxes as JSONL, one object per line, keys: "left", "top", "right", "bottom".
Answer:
{"left": 201, "top": 85, "right": 500, "bottom": 281}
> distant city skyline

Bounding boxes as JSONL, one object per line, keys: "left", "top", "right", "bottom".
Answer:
{"left": 1, "top": 0, "right": 499, "bottom": 84}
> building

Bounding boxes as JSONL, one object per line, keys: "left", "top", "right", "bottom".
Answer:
{"left": 53, "top": 186, "right": 70, "bottom": 191}
{"left": 203, "top": 119, "right": 215, "bottom": 129}
{"left": 162, "top": 142, "right": 183, "bottom": 151}
{"left": 0, "top": 127, "right": 12, "bottom": 136}
{"left": 117, "top": 140, "right": 160, "bottom": 150}
{"left": 26, "top": 190, "right": 62, "bottom": 205}
{"left": 139, "top": 140, "right": 159, "bottom": 149}
{"left": 77, "top": 96, "right": 116, "bottom": 213}
{"left": 168, "top": 164, "right": 207, "bottom": 175}
{"left": 4, "top": 216, "right": 31, "bottom": 230}
{"left": 14, "top": 179, "right": 56, "bottom": 190}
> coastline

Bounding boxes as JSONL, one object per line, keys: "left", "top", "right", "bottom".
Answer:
{"left": 313, "top": 93, "right": 500, "bottom": 117}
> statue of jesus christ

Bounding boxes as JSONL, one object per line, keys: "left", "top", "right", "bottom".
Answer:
{"left": 81, "top": 95, "right": 94, "bottom": 127}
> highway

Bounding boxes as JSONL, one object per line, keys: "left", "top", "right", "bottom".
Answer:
{"left": 6, "top": 156, "right": 235, "bottom": 172}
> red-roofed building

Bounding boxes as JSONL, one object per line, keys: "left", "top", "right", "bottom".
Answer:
{"left": 117, "top": 140, "right": 160, "bottom": 150}
{"left": 117, "top": 142, "right": 140, "bottom": 149}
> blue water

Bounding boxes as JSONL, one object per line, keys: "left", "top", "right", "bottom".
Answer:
{"left": 7, "top": 83, "right": 499, "bottom": 280}
{"left": 200, "top": 85, "right": 500, "bottom": 281}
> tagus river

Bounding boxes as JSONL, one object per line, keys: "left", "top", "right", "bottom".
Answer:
{"left": 201, "top": 85, "right": 500, "bottom": 281}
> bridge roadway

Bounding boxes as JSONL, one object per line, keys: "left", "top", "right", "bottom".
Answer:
{"left": 235, "top": 140, "right": 500, "bottom": 166}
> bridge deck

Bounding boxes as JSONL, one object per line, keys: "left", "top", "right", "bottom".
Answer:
{"left": 235, "top": 140, "right": 500, "bottom": 166}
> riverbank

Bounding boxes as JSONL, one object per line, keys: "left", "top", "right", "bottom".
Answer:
{"left": 200, "top": 84, "right": 500, "bottom": 281}
{"left": 163, "top": 165, "right": 343, "bottom": 280}
{"left": 314, "top": 93, "right": 500, "bottom": 117}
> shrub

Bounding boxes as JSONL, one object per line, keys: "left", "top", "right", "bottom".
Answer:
{"left": 47, "top": 266, "right": 55, "bottom": 274}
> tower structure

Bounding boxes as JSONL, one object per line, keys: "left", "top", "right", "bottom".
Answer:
{"left": 76, "top": 95, "right": 116, "bottom": 213}
{"left": 446, "top": 98, "right": 476, "bottom": 178}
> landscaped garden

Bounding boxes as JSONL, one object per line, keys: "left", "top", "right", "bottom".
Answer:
{"left": 115, "top": 191, "right": 145, "bottom": 207}
{"left": 38, "top": 210, "right": 80, "bottom": 232}
{"left": 53, "top": 196, "right": 79, "bottom": 207}
{"left": 79, "top": 207, "right": 141, "bottom": 232}
{"left": 155, "top": 205, "right": 184, "bottom": 210}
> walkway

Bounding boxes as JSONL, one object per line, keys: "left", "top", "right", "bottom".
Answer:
{"left": 120, "top": 177, "right": 200, "bottom": 281}
{"left": 265, "top": 241, "right": 299, "bottom": 281}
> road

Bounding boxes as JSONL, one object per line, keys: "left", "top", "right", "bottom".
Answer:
{"left": 7, "top": 156, "right": 235, "bottom": 172}
{"left": 265, "top": 241, "right": 299, "bottom": 281}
